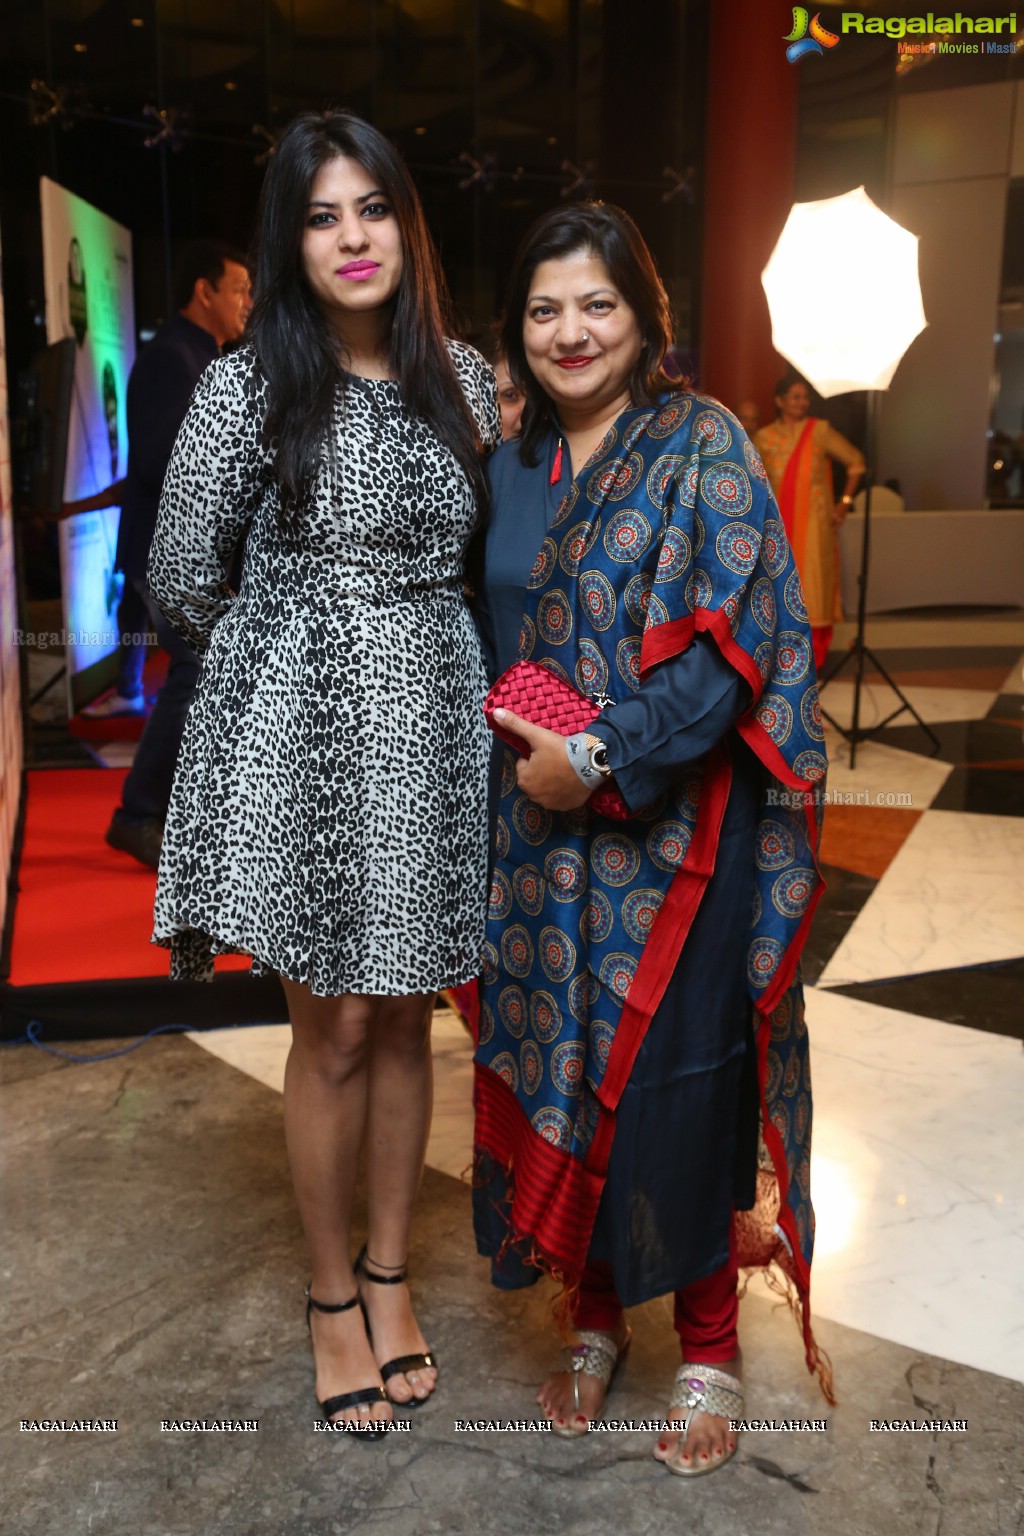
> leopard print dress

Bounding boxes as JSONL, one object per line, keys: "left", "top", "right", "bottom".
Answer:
{"left": 148, "top": 340, "right": 499, "bottom": 996}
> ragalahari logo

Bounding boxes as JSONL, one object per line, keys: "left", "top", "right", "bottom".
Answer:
{"left": 784, "top": 8, "right": 841, "bottom": 61}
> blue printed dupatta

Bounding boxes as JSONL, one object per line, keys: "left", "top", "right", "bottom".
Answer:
{"left": 473, "top": 394, "right": 830, "bottom": 1390}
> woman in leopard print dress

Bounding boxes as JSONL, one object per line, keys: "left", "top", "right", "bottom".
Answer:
{"left": 148, "top": 111, "right": 498, "bottom": 1432}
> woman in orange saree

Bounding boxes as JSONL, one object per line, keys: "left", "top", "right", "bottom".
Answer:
{"left": 755, "top": 373, "right": 865, "bottom": 672}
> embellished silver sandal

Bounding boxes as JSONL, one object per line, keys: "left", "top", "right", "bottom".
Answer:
{"left": 663, "top": 1363, "right": 744, "bottom": 1477}
{"left": 549, "top": 1327, "right": 632, "bottom": 1439}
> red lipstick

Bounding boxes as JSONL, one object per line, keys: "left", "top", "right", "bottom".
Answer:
{"left": 556, "top": 356, "right": 592, "bottom": 369}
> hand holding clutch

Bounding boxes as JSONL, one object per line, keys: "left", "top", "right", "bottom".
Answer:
{"left": 490, "top": 708, "right": 595, "bottom": 812}
{"left": 483, "top": 661, "right": 631, "bottom": 820}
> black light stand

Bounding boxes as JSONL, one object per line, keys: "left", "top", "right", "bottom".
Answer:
{"left": 817, "top": 390, "right": 941, "bottom": 769}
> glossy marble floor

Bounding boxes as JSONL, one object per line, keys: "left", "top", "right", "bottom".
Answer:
{"left": 4, "top": 611, "right": 1023, "bottom": 1535}
{"left": 193, "top": 611, "right": 1024, "bottom": 1383}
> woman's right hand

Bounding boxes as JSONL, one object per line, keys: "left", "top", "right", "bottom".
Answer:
{"left": 493, "top": 710, "right": 596, "bottom": 811}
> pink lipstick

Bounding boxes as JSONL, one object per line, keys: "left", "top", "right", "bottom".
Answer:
{"left": 337, "top": 261, "right": 380, "bottom": 281}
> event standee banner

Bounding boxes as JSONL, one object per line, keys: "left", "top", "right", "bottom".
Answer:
{"left": 0, "top": 223, "right": 23, "bottom": 944}
{"left": 39, "top": 177, "right": 135, "bottom": 714}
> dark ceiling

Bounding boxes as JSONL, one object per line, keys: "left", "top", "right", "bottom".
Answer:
{"left": 0, "top": 0, "right": 707, "bottom": 364}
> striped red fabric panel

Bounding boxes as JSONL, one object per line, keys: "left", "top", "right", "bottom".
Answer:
{"left": 474, "top": 1065, "right": 605, "bottom": 1275}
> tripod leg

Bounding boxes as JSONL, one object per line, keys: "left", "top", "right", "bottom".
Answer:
{"left": 818, "top": 641, "right": 856, "bottom": 739}
{"left": 849, "top": 628, "right": 868, "bottom": 771}
{"left": 847, "top": 392, "right": 877, "bottom": 770}
{"left": 818, "top": 643, "right": 856, "bottom": 691}
{"left": 860, "top": 645, "right": 941, "bottom": 753}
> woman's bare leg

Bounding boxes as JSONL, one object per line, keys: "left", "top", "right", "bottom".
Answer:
{"left": 280, "top": 979, "right": 390, "bottom": 1427}
{"left": 358, "top": 993, "right": 438, "bottom": 1404}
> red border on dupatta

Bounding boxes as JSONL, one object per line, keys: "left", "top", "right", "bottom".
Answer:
{"left": 475, "top": 737, "right": 735, "bottom": 1275}
{"left": 476, "top": 412, "right": 832, "bottom": 1388}
{"left": 473, "top": 1061, "right": 605, "bottom": 1275}
{"left": 628, "top": 595, "right": 827, "bottom": 1355}
{"left": 476, "top": 607, "right": 826, "bottom": 1288}
{"left": 695, "top": 603, "right": 825, "bottom": 1016}
{"left": 697, "top": 601, "right": 827, "bottom": 1364}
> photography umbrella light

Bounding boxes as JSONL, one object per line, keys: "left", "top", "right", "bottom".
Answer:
{"left": 761, "top": 186, "right": 937, "bottom": 768}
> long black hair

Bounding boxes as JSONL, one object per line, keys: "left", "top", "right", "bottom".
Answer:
{"left": 500, "top": 202, "right": 676, "bottom": 468}
{"left": 248, "top": 109, "right": 486, "bottom": 525}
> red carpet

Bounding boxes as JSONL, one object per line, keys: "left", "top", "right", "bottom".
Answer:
{"left": 8, "top": 767, "right": 248, "bottom": 984}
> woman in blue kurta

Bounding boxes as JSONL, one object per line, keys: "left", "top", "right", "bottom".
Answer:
{"left": 472, "top": 204, "right": 831, "bottom": 1476}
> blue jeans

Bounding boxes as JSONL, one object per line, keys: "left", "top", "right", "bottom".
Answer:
{"left": 119, "top": 575, "right": 200, "bottom": 823}
{"left": 113, "top": 575, "right": 150, "bottom": 702}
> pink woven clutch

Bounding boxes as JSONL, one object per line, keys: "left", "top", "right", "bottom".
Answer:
{"left": 484, "top": 660, "right": 630, "bottom": 820}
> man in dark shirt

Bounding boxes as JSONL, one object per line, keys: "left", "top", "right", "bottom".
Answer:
{"left": 101, "top": 240, "right": 250, "bottom": 868}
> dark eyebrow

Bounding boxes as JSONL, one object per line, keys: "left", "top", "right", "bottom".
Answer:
{"left": 528, "top": 287, "right": 617, "bottom": 303}
{"left": 306, "top": 190, "right": 387, "bottom": 209}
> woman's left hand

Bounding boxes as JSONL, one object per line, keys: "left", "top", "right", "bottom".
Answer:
{"left": 831, "top": 500, "right": 848, "bottom": 527}
{"left": 493, "top": 709, "right": 596, "bottom": 811}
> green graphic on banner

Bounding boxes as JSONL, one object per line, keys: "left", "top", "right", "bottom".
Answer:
{"left": 39, "top": 177, "right": 136, "bottom": 710}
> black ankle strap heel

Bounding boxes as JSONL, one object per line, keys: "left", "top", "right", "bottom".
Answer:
{"left": 304, "top": 1282, "right": 389, "bottom": 1436}
{"left": 355, "top": 1247, "right": 408, "bottom": 1284}
{"left": 305, "top": 1285, "right": 360, "bottom": 1324}
{"left": 355, "top": 1246, "right": 437, "bottom": 1407}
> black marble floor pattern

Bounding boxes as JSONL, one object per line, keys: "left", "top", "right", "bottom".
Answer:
{"left": 827, "top": 958, "right": 1024, "bottom": 1041}
{"left": 801, "top": 865, "right": 877, "bottom": 985}
{"left": 874, "top": 715, "right": 1024, "bottom": 799}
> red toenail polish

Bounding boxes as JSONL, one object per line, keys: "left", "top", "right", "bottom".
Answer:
{"left": 658, "top": 1442, "right": 667, "bottom": 1452}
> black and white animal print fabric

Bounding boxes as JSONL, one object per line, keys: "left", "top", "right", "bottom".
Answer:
{"left": 148, "top": 340, "right": 499, "bottom": 996}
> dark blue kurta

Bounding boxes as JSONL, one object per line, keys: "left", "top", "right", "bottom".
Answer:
{"left": 476, "top": 432, "right": 761, "bottom": 1304}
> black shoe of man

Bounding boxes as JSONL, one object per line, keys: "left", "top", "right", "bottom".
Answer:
{"left": 105, "top": 810, "right": 163, "bottom": 870}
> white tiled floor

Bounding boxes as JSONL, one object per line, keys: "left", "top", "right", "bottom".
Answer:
{"left": 92, "top": 741, "right": 139, "bottom": 768}
{"left": 190, "top": 992, "right": 1024, "bottom": 1384}
{"left": 796, "top": 987, "right": 1024, "bottom": 1383}
{"left": 820, "top": 720, "right": 952, "bottom": 812}
{"left": 184, "top": 613, "right": 1024, "bottom": 1387}
{"left": 819, "top": 810, "right": 1024, "bottom": 986}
